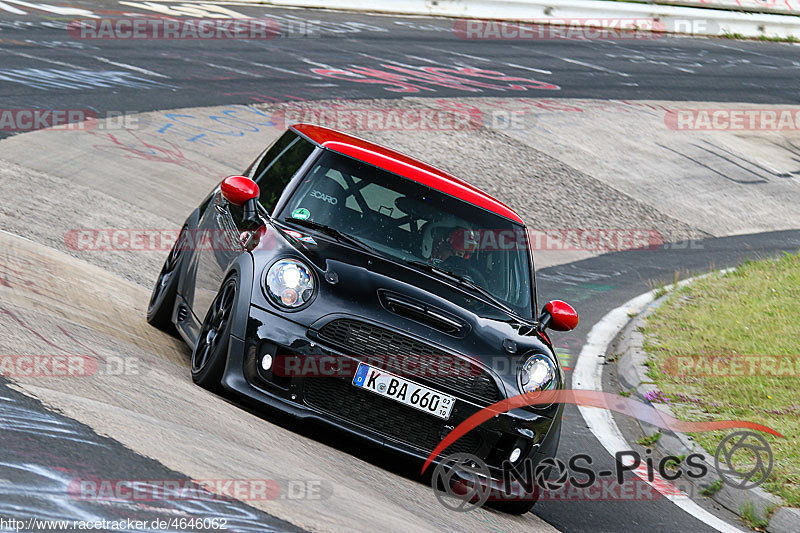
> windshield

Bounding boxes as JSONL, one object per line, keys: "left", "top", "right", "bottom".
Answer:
{"left": 279, "top": 150, "right": 533, "bottom": 318}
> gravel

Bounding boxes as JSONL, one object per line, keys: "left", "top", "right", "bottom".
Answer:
{"left": 263, "top": 98, "right": 707, "bottom": 244}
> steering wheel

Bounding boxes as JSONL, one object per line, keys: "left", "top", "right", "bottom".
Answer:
{"left": 440, "top": 256, "right": 489, "bottom": 289}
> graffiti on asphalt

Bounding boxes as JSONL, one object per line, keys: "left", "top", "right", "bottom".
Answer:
{"left": 156, "top": 105, "right": 276, "bottom": 146}
{"left": 0, "top": 68, "right": 175, "bottom": 91}
{"left": 0, "top": 383, "right": 283, "bottom": 532}
{"left": 309, "top": 64, "right": 560, "bottom": 93}
{"left": 89, "top": 130, "right": 215, "bottom": 173}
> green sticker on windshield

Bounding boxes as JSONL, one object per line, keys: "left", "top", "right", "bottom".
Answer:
{"left": 292, "top": 207, "right": 310, "bottom": 220}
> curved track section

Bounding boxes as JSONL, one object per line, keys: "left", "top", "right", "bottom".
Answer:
{"left": 1, "top": 3, "right": 800, "bottom": 532}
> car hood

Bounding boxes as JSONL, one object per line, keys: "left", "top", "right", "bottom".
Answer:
{"left": 248, "top": 222, "right": 552, "bottom": 382}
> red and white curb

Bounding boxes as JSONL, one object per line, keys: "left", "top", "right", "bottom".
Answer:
{"left": 571, "top": 273, "right": 745, "bottom": 533}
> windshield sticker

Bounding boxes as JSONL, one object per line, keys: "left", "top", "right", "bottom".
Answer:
{"left": 292, "top": 207, "right": 310, "bottom": 220}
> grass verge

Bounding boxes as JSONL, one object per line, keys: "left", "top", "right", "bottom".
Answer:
{"left": 641, "top": 251, "right": 800, "bottom": 506}
{"left": 722, "top": 31, "right": 800, "bottom": 43}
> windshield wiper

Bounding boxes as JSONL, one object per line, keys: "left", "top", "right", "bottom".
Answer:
{"left": 404, "top": 260, "right": 521, "bottom": 318}
{"left": 281, "top": 218, "right": 376, "bottom": 254}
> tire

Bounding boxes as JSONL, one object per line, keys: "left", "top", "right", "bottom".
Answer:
{"left": 147, "top": 226, "right": 186, "bottom": 332}
{"left": 191, "top": 274, "right": 238, "bottom": 391}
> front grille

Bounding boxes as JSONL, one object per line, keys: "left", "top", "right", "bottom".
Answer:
{"left": 318, "top": 319, "right": 501, "bottom": 404}
{"left": 304, "top": 377, "right": 481, "bottom": 455}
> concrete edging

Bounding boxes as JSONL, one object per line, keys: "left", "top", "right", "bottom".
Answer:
{"left": 649, "top": 0, "right": 800, "bottom": 17}
{"left": 612, "top": 271, "right": 800, "bottom": 532}
{"left": 248, "top": 0, "right": 800, "bottom": 39}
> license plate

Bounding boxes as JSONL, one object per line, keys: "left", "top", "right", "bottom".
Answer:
{"left": 352, "top": 362, "right": 455, "bottom": 420}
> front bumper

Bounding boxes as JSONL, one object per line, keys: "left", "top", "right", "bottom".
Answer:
{"left": 221, "top": 304, "right": 563, "bottom": 476}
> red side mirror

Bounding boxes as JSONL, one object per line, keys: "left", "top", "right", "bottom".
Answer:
{"left": 221, "top": 175, "right": 259, "bottom": 206}
{"left": 541, "top": 300, "right": 579, "bottom": 331}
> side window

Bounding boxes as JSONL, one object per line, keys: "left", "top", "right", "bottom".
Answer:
{"left": 252, "top": 131, "right": 315, "bottom": 213}
{"left": 251, "top": 131, "right": 295, "bottom": 179}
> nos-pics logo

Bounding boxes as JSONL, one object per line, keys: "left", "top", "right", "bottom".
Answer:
{"left": 431, "top": 430, "right": 773, "bottom": 512}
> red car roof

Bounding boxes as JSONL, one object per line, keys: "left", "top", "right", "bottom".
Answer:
{"left": 291, "top": 124, "right": 524, "bottom": 225}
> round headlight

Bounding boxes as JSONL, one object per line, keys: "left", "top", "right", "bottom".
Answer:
{"left": 518, "top": 354, "right": 557, "bottom": 395}
{"left": 265, "top": 259, "right": 315, "bottom": 309}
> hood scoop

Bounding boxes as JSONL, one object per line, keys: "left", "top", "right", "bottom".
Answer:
{"left": 378, "top": 290, "right": 468, "bottom": 337}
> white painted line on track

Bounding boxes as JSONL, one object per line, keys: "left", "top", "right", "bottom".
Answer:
{"left": 247, "top": 62, "right": 325, "bottom": 79}
{"left": 502, "top": 62, "right": 552, "bottom": 75}
{"left": 0, "top": 1, "right": 26, "bottom": 14}
{"left": 92, "top": 57, "right": 170, "bottom": 79}
{"left": 3, "top": 0, "right": 96, "bottom": 17}
{"left": 427, "top": 47, "right": 553, "bottom": 75}
{"left": 297, "top": 57, "right": 337, "bottom": 70}
{"left": 427, "top": 47, "right": 492, "bottom": 62}
{"left": 223, "top": 50, "right": 326, "bottom": 79}
{"left": 197, "top": 61, "right": 264, "bottom": 77}
{"left": 0, "top": 49, "right": 84, "bottom": 69}
{"left": 404, "top": 54, "right": 440, "bottom": 64}
{"left": 559, "top": 57, "right": 631, "bottom": 77}
{"left": 572, "top": 273, "right": 744, "bottom": 533}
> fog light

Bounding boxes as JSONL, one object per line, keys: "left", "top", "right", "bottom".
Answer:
{"left": 261, "top": 354, "right": 273, "bottom": 371}
{"left": 509, "top": 447, "right": 522, "bottom": 463}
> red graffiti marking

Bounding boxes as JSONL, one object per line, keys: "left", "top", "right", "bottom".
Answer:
{"left": 89, "top": 130, "right": 214, "bottom": 174}
{"left": 0, "top": 263, "right": 45, "bottom": 297}
{"left": 1, "top": 308, "right": 70, "bottom": 354}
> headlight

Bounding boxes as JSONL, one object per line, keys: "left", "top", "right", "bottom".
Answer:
{"left": 265, "top": 259, "right": 315, "bottom": 309}
{"left": 518, "top": 353, "right": 557, "bottom": 394}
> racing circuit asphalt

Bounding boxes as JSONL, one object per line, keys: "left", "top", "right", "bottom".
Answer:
{"left": 1, "top": 2, "right": 799, "bottom": 532}
{"left": 0, "top": 0, "right": 798, "bottom": 134}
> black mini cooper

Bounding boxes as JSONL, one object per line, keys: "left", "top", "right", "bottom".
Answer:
{"left": 147, "top": 124, "right": 578, "bottom": 513}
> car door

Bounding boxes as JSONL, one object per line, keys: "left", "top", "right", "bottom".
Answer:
{"left": 187, "top": 131, "right": 316, "bottom": 327}
{"left": 188, "top": 189, "right": 247, "bottom": 327}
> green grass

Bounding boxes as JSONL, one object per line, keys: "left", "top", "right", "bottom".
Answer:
{"left": 652, "top": 286, "right": 668, "bottom": 300}
{"left": 663, "top": 454, "right": 685, "bottom": 471}
{"left": 636, "top": 431, "right": 662, "bottom": 447}
{"left": 739, "top": 502, "right": 769, "bottom": 531}
{"left": 701, "top": 479, "right": 723, "bottom": 497}
{"left": 757, "top": 34, "right": 800, "bottom": 43}
{"left": 642, "top": 252, "right": 800, "bottom": 506}
{"left": 721, "top": 31, "right": 800, "bottom": 43}
{"left": 721, "top": 31, "right": 747, "bottom": 40}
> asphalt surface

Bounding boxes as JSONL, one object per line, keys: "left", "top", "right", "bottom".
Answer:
{"left": 0, "top": 379, "right": 303, "bottom": 532}
{"left": 1, "top": 1, "right": 799, "bottom": 532}
{"left": 1, "top": 0, "right": 799, "bottom": 144}
{"left": 534, "top": 230, "right": 800, "bottom": 532}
